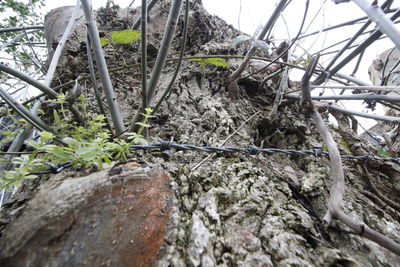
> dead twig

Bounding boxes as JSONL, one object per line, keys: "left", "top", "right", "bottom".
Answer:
{"left": 228, "top": 0, "right": 289, "bottom": 100}
{"left": 302, "top": 55, "right": 400, "bottom": 256}
{"left": 361, "top": 165, "right": 400, "bottom": 211}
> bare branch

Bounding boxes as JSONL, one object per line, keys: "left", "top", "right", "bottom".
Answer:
{"left": 152, "top": 0, "right": 190, "bottom": 114}
{"left": 310, "top": 85, "right": 400, "bottom": 92}
{"left": 81, "top": 0, "right": 125, "bottom": 135}
{"left": 301, "top": 54, "right": 320, "bottom": 111}
{"left": 45, "top": 1, "right": 81, "bottom": 87}
{"left": 0, "top": 86, "right": 55, "bottom": 133}
{"left": 0, "top": 63, "right": 83, "bottom": 122}
{"left": 230, "top": 0, "right": 289, "bottom": 81}
{"left": 85, "top": 34, "right": 112, "bottom": 132}
{"left": 0, "top": 25, "right": 44, "bottom": 34}
{"left": 325, "top": 0, "right": 393, "bottom": 75}
{"left": 353, "top": 0, "right": 400, "bottom": 49}
{"left": 140, "top": 0, "right": 148, "bottom": 110}
{"left": 242, "top": 1, "right": 310, "bottom": 81}
{"left": 0, "top": 29, "right": 41, "bottom": 51}
{"left": 130, "top": 0, "right": 183, "bottom": 132}
{"left": 313, "top": 7, "right": 400, "bottom": 85}
{"left": 292, "top": 92, "right": 400, "bottom": 102}
{"left": 144, "top": 0, "right": 183, "bottom": 107}
{"left": 288, "top": 91, "right": 400, "bottom": 122}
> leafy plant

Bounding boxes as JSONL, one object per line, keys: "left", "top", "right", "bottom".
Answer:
{"left": 1, "top": 155, "right": 46, "bottom": 189}
{"left": 0, "top": 107, "right": 154, "bottom": 189}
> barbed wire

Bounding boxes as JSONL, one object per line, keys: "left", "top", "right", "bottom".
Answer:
{"left": 131, "top": 140, "right": 400, "bottom": 162}
{"left": 27, "top": 140, "right": 400, "bottom": 175}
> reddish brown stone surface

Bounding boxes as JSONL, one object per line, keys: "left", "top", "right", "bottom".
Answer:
{"left": 0, "top": 161, "right": 175, "bottom": 266}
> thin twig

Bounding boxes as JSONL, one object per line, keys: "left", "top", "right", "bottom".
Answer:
{"left": 322, "top": 0, "right": 393, "bottom": 76}
{"left": 242, "top": 0, "right": 309, "bottom": 81}
{"left": 130, "top": 0, "right": 183, "bottom": 131}
{"left": 85, "top": 34, "right": 112, "bottom": 133}
{"left": 152, "top": 0, "right": 190, "bottom": 114}
{"left": 230, "top": 0, "right": 289, "bottom": 82}
{"left": 0, "top": 63, "right": 83, "bottom": 122}
{"left": 81, "top": 0, "right": 125, "bottom": 135}
{"left": 140, "top": 0, "right": 148, "bottom": 110}
{"left": 287, "top": 92, "right": 400, "bottom": 122}
{"left": 0, "top": 86, "right": 55, "bottom": 133}
{"left": 0, "top": 25, "right": 44, "bottom": 34}
{"left": 0, "top": 30, "right": 41, "bottom": 51}
{"left": 313, "top": 7, "right": 400, "bottom": 85}
{"left": 361, "top": 165, "right": 400, "bottom": 214}
{"left": 353, "top": 0, "right": 400, "bottom": 49}
{"left": 144, "top": 0, "right": 183, "bottom": 106}
{"left": 310, "top": 85, "right": 400, "bottom": 92}
{"left": 289, "top": 92, "right": 400, "bottom": 102}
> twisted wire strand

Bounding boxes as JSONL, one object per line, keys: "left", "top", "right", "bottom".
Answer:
{"left": 28, "top": 141, "right": 400, "bottom": 175}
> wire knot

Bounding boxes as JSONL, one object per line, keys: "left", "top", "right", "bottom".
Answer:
{"left": 391, "top": 157, "right": 400, "bottom": 164}
{"left": 360, "top": 155, "right": 374, "bottom": 161}
{"left": 160, "top": 137, "right": 174, "bottom": 151}
{"left": 46, "top": 162, "right": 71, "bottom": 174}
{"left": 313, "top": 148, "right": 323, "bottom": 157}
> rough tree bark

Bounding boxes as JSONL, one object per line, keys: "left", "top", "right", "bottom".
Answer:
{"left": 0, "top": 1, "right": 399, "bottom": 266}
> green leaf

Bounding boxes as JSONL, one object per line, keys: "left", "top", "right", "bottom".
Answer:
{"left": 25, "top": 140, "right": 42, "bottom": 150}
{"left": 75, "top": 146, "right": 97, "bottom": 155}
{"left": 135, "top": 122, "right": 151, "bottom": 128}
{"left": 100, "top": 37, "right": 110, "bottom": 47}
{"left": 103, "top": 154, "right": 112, "bottom": 164}
{"left": 206, "top": 58, "right": 229, "bottom": 67}
{"left": 53, "top": 110, "right": 61, "bottom": 125}
{"left": 63, "top": 137, "right": 79, "bottom": 147}
{"left": 339, "top": 140, "right": 349, "bottom": 148}
{"left": 144, "top": 107, "right": 153, "bottom": 114}
{"left": 323, "top": 144, "right": 328, "bottom": 151}
{"left": 40, "top": 144, "right": 58, "bottom": 150}
{"left": 51, "top": 147, "right": 75, "bottom": 160}
{"left": 126, "top": 132, "right": 140, "bottom": 140}
{"left": 80, "top": 149, "right": 100, "bottom": 161}
{"left": 189, "top": 58, "right": 207, "bottom": 66}
{"left": 111, "top": 30, "right": 140, "bottom": 44}
{"left": 133, "top": 137, "right": 147, "bottom": 145}
{"left": 378, "top": 148, "right": 391, "bottom": 158}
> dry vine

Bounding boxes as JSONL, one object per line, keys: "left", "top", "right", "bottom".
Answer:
{"left": 301, "top": 55, "right": 400, "bottom": 255}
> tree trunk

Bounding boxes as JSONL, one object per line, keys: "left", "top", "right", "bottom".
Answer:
{"left": 0, "top": 1, "right": 399, "bottom": 266}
